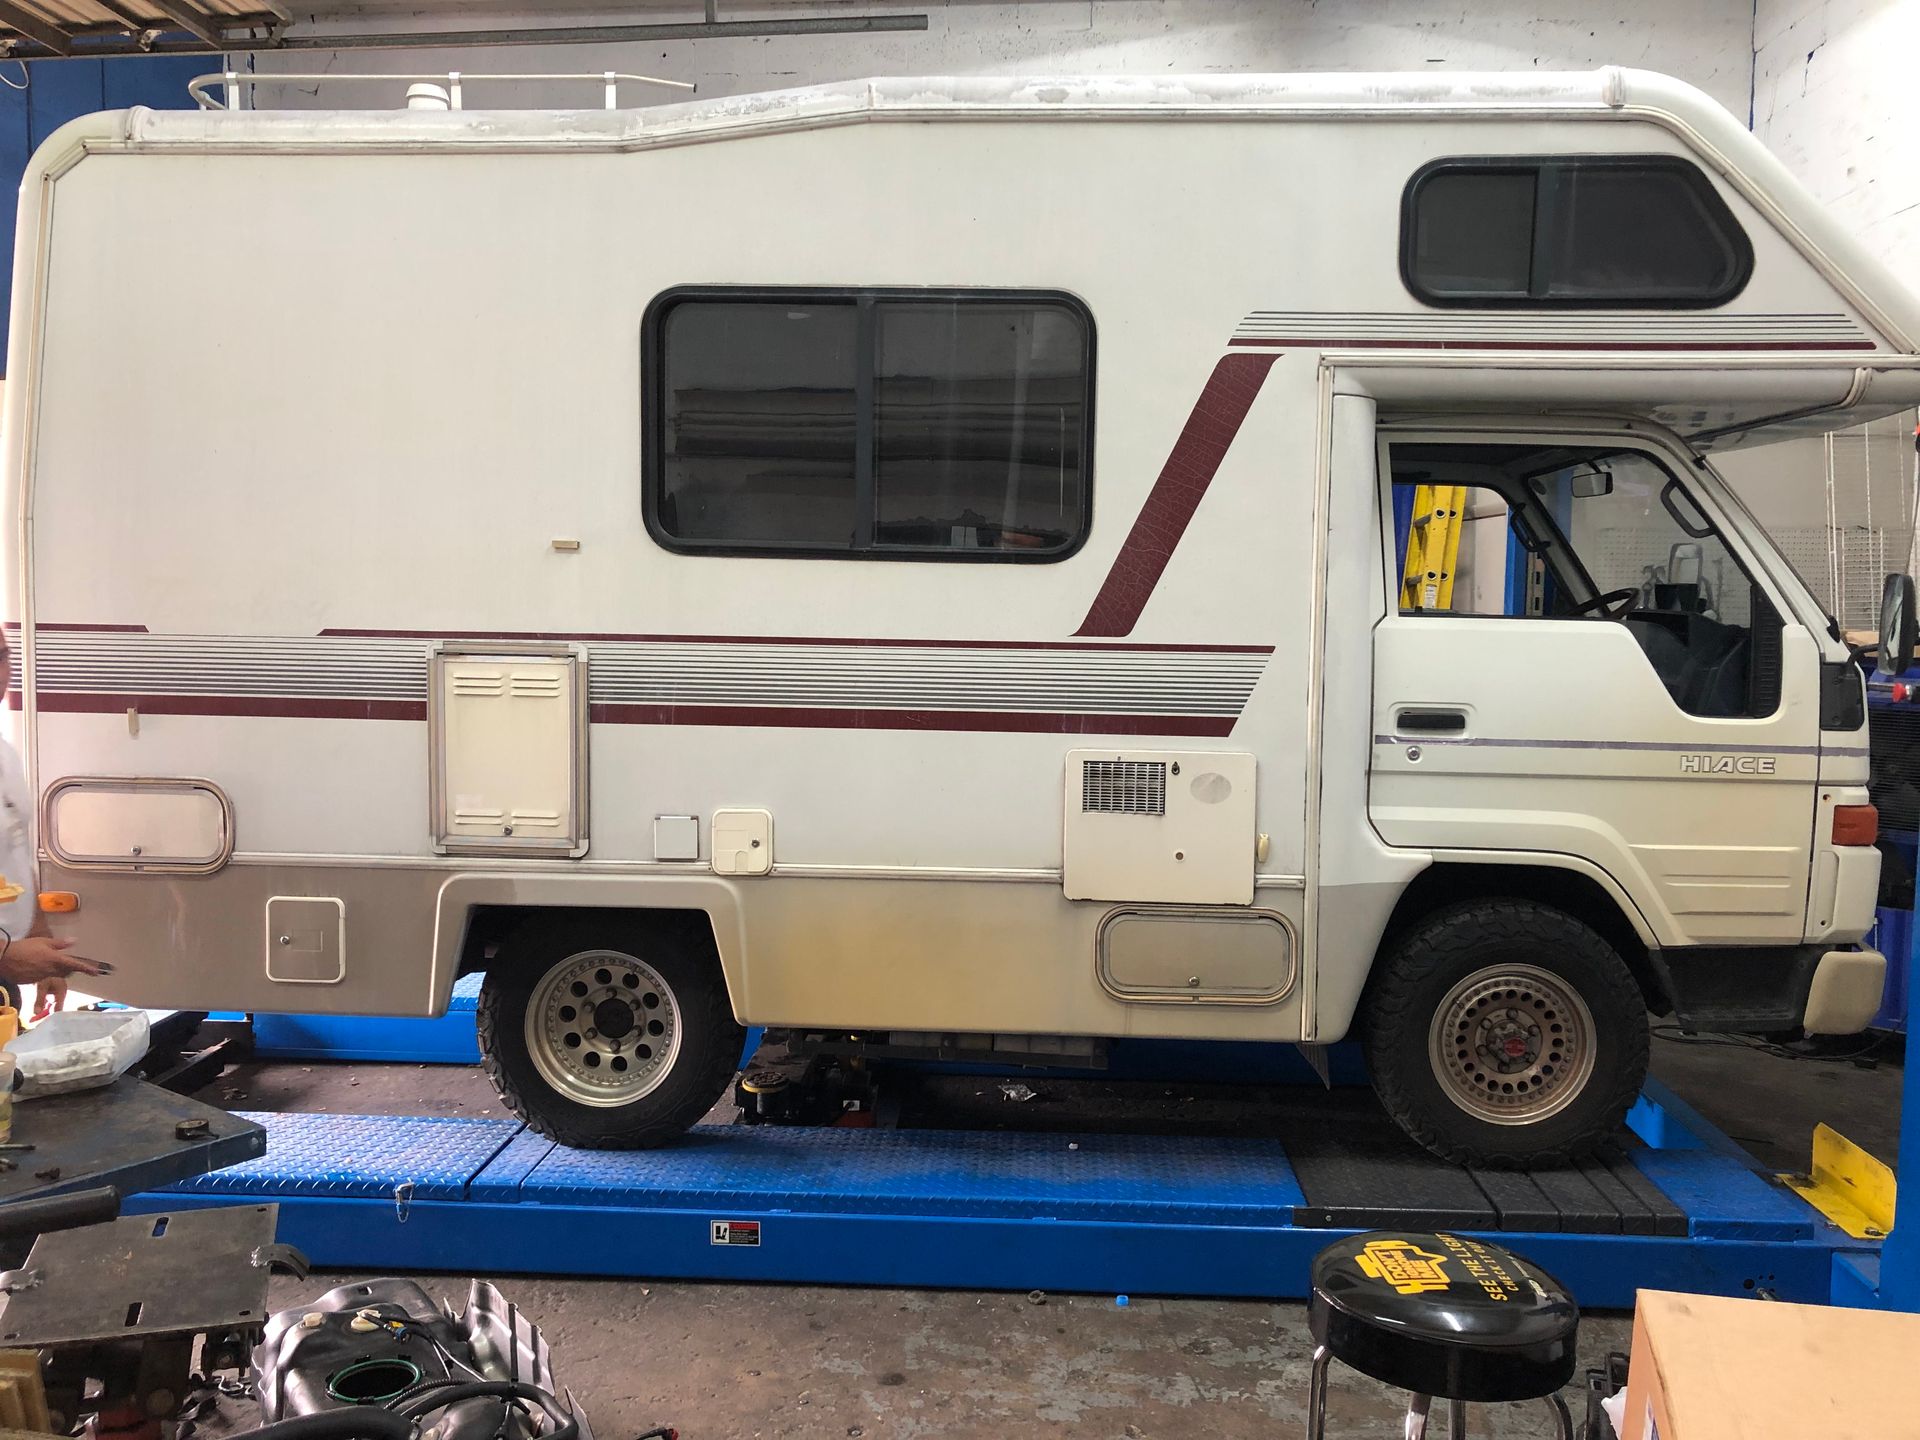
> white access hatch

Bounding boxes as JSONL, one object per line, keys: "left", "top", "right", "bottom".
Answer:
{"left": 1062, "top": 749, "right": 1257, "bottom": 905}
{"left": 429, "top": 646, "right": 589, "bottom": 856}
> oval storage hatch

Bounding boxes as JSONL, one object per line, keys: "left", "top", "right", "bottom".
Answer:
{"left": 1097, "top": 907, "right": 1297, "bottom": 1005}
{"left": 43, "top": 777, "right": 233, "bottom": 872}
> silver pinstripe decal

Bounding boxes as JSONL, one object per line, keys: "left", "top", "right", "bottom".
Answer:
{"left": 1374, "top": 733, "right": 1863, "bottom": 758}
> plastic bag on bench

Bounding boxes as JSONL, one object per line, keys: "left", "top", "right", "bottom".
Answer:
{"left": 13, "top": 1009, "right": 150, "bottom": 1098}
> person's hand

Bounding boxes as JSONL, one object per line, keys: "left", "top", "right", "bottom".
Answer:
{"left": 3, "top": 936, "right": 101, "bottom": 985}
{"left": 30, "top": 977, "right": 66, "bottom": 1020}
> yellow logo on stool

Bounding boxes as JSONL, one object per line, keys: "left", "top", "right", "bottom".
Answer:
{"left": 1355, "top": 1239, "right": 1453, "bottom": 1295}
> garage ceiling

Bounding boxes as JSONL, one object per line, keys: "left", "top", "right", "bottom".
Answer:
{"left": 0, "top": 1, "right": 927, "bottom": 58}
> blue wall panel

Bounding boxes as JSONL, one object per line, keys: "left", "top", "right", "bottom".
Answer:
{"left": 0, "top": 55, "right": 201, "bottom": 365}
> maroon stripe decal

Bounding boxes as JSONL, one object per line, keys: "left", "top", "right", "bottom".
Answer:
{"left": 26, "top": 689, "right": 1231, "bottom": 736}
{"left": 32, "top": 693, "right": 428, "bottom": 721}
{"left": 319, "top": 628, "right": 1272, "bottom": 655}
{"left": 589, "top": 704, "right": 1233, "bottom": 736}
{"left": 5, "top": 621, "right": 150, "bottom": 632}
{"left": 1227, "top": 337, "right": 1881, "bottom": 352}
{"left": 1075, "top": 352, "right": 1280, "bottom": 638}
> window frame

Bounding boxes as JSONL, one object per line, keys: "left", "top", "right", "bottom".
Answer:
{"left": 641, "top": 284, "right": 1097, "bottom": 563}
{"left": 1399, "top": 154, "right": 1755, "bottom": 310}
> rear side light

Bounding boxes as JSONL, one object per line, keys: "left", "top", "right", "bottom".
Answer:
{"left": 1833, "top": 804, "right": 1879, "bottom": 846}
{"left": 37, "top": 891, "right": 77, "bottom": 913}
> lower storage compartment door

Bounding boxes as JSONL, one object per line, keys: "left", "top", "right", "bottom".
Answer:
{"left": 1097, "top": 907, "right": 1297, "bottom": 1004}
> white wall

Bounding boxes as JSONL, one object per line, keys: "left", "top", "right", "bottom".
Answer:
{"left": 1733, "top": 2, "right": 1920, "bottom": 612}
{"left": 1754, "top": 0, "right": 1920, "bottom": 273}
{"left": 246, "top": 0, "right": 1756, "bottom": 115}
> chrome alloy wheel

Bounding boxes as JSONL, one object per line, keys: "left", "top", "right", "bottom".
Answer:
{"left": 524, "top": 949, "right": 683, "bottom": 1108}
{"left": 1427, "top": 964, "right": 1597, "bottom": 1125}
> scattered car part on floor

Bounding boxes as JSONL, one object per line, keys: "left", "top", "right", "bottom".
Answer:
{"left": 256, "top": 1278, "right": 596, "bottom": 1440}
{"left": 0, "top": 1203, "right": 301, "bottom": 1440}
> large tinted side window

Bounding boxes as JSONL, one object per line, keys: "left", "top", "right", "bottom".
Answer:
{"left": 657, "top": 302, "right": 859, "bottom": 547}
{"left": 875, "top": 303, "right": 1087, "bottom": 553}
{"left": 647, "top": 290, "right": 1093, "bottom": 560}
{"left": 1402, "top": 156, "right": 1752, "bottom": 308}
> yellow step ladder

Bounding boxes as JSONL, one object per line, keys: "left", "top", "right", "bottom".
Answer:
{"left": 1401, "top": 483, "right": 1465, "bottom": 611}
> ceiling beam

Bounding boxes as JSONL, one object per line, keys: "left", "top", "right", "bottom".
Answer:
{"left": 266, "top": 12, "right": 930, "bottom": 52}
{"left": 145, "top": 0, "right": 225, "bottom": 47}
{"left": 2, "top": 8, "right": 929, "bottom": 61}
{"left": 92, "top": 0, "right": 159, "bottom": 45}
{"left": 0, "top": 1, "right": 74, "bottom": 56}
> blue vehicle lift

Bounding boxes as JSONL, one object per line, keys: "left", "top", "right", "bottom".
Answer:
{"left": 131, "top": 968, "right": 1918, "bottom": 1311}
{"left": 243, "top": 973, "right": 485, "bottom": 1065}
{"left": 1865, "top": 670, "right": 1919, "bottom": 1032}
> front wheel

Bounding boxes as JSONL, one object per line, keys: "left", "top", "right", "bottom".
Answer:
{"left": 476, "top": 913, "right": 745, "bottom": 1149}
{"left": 1361, "top": 899, "right": 1650, "bottom": 1168}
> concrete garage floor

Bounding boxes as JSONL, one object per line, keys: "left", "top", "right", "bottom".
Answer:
{"left": 207, "top": 1033, "right": 1903, "bottom": 1440}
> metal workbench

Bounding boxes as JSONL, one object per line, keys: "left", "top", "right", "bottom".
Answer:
{"left": 3, "top": 1076, "right": 264, "bottom": 1206}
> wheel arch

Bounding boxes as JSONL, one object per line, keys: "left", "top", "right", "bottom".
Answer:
{"left": 1373, "top": 854, "right": 1672, "bottom": 1017}
{"left": 431, "top": 873, "right": 749, "bottom": 1019}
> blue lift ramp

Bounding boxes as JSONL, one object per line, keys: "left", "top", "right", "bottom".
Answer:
{"left": 245, "top": 974, "right": 485, "bottom": 1064}
{"left": 130, "top": 1078, "right": 1867, "bottom": 1308}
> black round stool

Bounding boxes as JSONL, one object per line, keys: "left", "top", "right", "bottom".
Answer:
{"left": 1307, "top": 1232, "right": 1578, "bottom": 1440}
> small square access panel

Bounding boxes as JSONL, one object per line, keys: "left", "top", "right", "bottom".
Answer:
{"left": 654, "top": 815, "right": 700, "bottom": 862}
{"left": 712, "top": 809, "right": 772, "bottom": 876}
{"left": 265, "top": 896, "right": 345, "bottom": 984}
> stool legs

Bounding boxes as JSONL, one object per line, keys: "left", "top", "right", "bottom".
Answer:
{"left": 1306, "top": 1346, "right": 1331, "bottom": 1440}
{"left": 1404, "top": 1393, "right": 1432, "bottom": 1440}
{"left": 1304, "top": 1352, "right": 1570, "bottom": 1440}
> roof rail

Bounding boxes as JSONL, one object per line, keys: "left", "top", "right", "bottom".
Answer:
{"left": 189, "top": 70, "right": 695, "bottom": 112}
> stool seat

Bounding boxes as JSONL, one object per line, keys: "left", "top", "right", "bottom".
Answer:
{"left": 1309, "top": 1231, "right": 1579, "bottom": 1404}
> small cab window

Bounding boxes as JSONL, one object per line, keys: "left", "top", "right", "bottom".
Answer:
{"left": 646, "top": 289, "right": 1092, "bottom": 560}
{"left": 1390, "top": 442, "right": 1782, "bottom": 719}
{"left": 1402, "top": 157, "right": 1752, "bottom": 307}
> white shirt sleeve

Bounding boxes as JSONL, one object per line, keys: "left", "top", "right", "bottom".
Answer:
{"left": 0, "top": 742, "right": 39, "bottom": 939}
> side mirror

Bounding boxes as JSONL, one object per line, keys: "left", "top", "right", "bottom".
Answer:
{"left": 1879, "top": 573, "right": 1917, "bottom": 676}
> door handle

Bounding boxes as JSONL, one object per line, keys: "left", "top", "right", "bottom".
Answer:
{"left": 1395, "top": 707, "right": 1467, "bottom": 734}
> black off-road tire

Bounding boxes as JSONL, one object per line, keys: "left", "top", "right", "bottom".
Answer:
{"left": 476, "top": 911, "right": 745, "bottom": 1149}
{"left": 1361, "top": 899, "right": 1650, "bottom": 1168}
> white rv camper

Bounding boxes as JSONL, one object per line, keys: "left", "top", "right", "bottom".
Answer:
{"left": 6, "top": 68, "right": 1912, "bottom": 1166}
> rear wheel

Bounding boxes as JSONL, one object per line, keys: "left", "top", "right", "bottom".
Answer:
{"left": 1361, "top": 899, "right": 1649, "bottom": 1167}
{"left": 477, "top": 913, "right": 744, "bottom": 1149}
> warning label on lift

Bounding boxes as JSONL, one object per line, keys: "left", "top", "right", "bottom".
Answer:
{"left": 710, "top": 1220, "right": 762, "bottom": 1247}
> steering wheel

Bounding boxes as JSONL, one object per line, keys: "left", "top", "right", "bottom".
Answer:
{"left": 1567, "top": 587, "right": 1640, "bottom": 618}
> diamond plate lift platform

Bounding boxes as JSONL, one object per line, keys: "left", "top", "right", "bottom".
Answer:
{"left": 118, "top": 1074, "right": 1883, "bottom": 1310}
{"left": 165, "top": 942, "right": 1918, "bottom": 1310}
